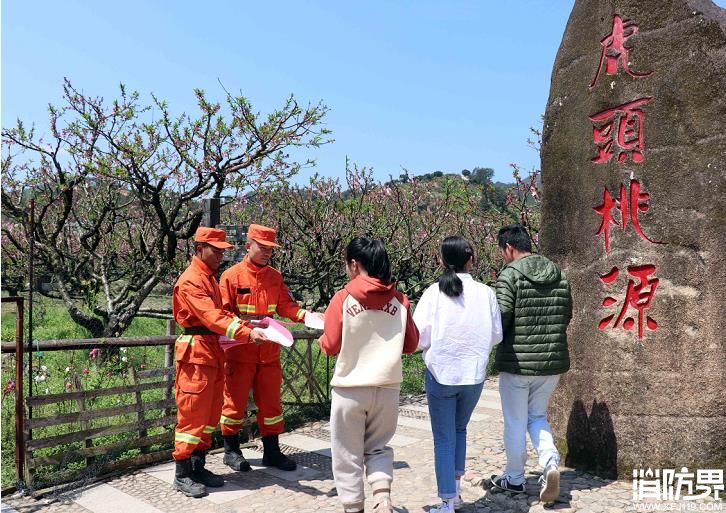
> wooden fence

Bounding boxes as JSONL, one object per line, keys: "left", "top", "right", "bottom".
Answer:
{"left": 0, "top": 307, "right": 328, "bottom": 491}
{"left": 23, "top": 365, "right": 177, "bottom": 487}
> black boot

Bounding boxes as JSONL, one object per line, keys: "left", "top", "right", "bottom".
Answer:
{"left": 190, "top": 450, "right": 224, "bottom": 487}
{"left": 223, "top": 434, "right": 251, "bottom": 471}
{"left": 173, "top": 459, "right": 207, "bottom": 498}
{"left": 262, "top": 435, "right": 297, "bottom": 471}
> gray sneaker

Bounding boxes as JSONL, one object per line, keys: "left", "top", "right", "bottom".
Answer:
{"left": 539, "top": 463, "right": 560, "bottom": 503}
{"left": 453, "top": 494, "right": 463, "bottom": 509}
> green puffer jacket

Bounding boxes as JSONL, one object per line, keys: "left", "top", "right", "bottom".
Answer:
{"left": 494, "top": 254, "right": 572, "bottom": 376}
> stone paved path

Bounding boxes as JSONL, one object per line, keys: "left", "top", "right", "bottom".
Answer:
{"left": 2, "top": 377, "right": 721, "bottom": 512}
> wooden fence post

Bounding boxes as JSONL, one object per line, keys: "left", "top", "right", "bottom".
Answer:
{"left": 129, "top": 367, "right": 148, "bottom": 453}
{"left": 164, "top": 321, "right": 175, "bottom": 422}
{"left": 73, "top": 374, "right": 95, "bottom": 467}
{"left": 306, "top": 341, "right": 314, "bottom": 402}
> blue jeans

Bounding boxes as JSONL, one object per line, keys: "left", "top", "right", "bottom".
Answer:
{"left": 499, "top": 372, "right": 561, "bottom": 485}
{"left": 425, "top": 369, "right": 484, "bottom": 499}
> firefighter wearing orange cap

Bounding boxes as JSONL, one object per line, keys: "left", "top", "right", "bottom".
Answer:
{"left": 171, "top": 227, "right": 258, "bottom": 498}
{"left": 219, "top": 224, "right": 319, "bottom": 472}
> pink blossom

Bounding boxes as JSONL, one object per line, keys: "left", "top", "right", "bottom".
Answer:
{"left": 89, "top": 348, "right": 100, "bottom": 359}
{"left": 83, "top": 368, "right": 90, "bottom": 375}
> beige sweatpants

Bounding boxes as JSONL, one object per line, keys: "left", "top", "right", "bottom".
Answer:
{"left": 330, "top": 385, "right": 400, "bottom": 508}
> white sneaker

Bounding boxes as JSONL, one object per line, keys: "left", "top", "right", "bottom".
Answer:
{"left": 372, "top": 496, "right": 393, "bottom": 513}
{"left": 453, "top": 495, "right": 463, "bottom": 509}
{"left": 539, "top": 463, "right": 560, "bottom": 503}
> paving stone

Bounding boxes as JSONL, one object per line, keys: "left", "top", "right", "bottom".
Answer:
{"left": 73, "top": 483, "right": 165, "bottom": 513}
{"left": 279, "top": 433, "right": 331, "bottom": 456}
{"left": 402, "top": 403, "right": 492, "bottom": 422}
{"left": 476, "top": 399, "right": 503, "bottom": 410}
{"left": 396, "top": 416, "right": 433, "bottom": 431}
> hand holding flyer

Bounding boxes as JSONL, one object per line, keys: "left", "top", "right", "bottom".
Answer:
{"left": 304, "top": 311, "right": 325, "bottom": 330}
{"left": 257, "top": 317, "right": 294, "bottom": 347}
{"left": 219, "top": 317, "right": 293, "bottom": 350}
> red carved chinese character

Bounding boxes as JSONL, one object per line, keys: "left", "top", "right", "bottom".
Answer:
{"left": 594, "top": 179, "right": 662, "bottom": 253}
{"left": 590, "top": 14, "right": 654, "bottom": 88}
{"left": 598, "top": 264, "right": 659, "bottom": 339}
{"left": 590, "top": 97, "right": 651, "bottom": 164}
{"left": 594, "top": 186, "right": 620, "bottom": 253}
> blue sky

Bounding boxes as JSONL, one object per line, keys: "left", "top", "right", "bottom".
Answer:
{"left": 3, "top": 1, "right": 724, "bottom": 184}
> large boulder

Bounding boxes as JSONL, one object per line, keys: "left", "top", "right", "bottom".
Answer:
{"left": 540, "top": 0, "right": 726, "bottom": 478}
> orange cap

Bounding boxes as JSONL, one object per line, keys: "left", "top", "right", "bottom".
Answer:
{"left": 194, "top": 227, "right": 233, "bottom": 249}
{"left": 247, "top": 224, "right": 280, "bottom": 248}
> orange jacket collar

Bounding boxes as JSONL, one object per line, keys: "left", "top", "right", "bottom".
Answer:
{"left": 191, "top": 256, "right": 215, "bottom": 276}
{"left": 242, "top": 255, "right": 269, "bottom": 274}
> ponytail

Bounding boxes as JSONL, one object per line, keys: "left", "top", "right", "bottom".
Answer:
{"left": 437, "top": 236, "right": 474, "bottom": 298}
{"left": 439, "top": 264, "right": 463, "bottom": 297}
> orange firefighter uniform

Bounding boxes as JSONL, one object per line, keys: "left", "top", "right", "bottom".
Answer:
{"left": 172, "top": 230, "right": 250, "bottom": 462}
{"left": 219, "top": 254, "right": 306, "bottom": 438}
{"left": 218, "top": 224, "right": 307, "bottom": 442}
